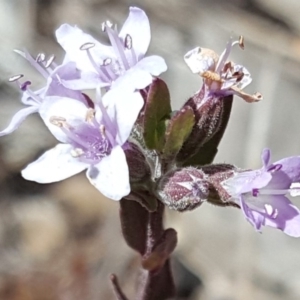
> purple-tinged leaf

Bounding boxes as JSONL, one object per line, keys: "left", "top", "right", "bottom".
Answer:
{"left": 119, "top": 199, "right": 149, "bottom": 255}
{"left": 143, "top": 78, "right": 171, "bottom": 151}
{"left": 136, "top": 260, "right": 176, "bottom": 300}
{"left": 142, "top": 228, "right": 177, "bottom": 273}
{"left": 163, "top": 106, "right": 195, "bottom": 160}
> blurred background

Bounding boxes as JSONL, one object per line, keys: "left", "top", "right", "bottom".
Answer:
{"left": 0, "top": 0, "right": 300, "bottom": 299}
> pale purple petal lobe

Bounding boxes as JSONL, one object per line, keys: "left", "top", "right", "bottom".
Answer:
{"left": 119, "top": 6, "right": 151, "bottom": 58}
{"left": 22, "top": 144, "right": 88, "bottom": 183}
{"left": 86, "top": 146, "right": 130, "bottom": 200}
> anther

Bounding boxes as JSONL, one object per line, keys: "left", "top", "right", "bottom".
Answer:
{"left": 71, "top": 148, "right": 84, "bottom": 158}
{"left": 103, "top": 58, "right": 112, "bottom": 66}
{"left": 49, "top": 116, "right": 67, "bottom": 127}
{"left": 85, "top": 108, "right": 95, "bottom": 123}
{"left": 232, "top": 70, "right": 244, "bottom": 82}
{"left": 252, "top": 188, "right": 259, "bottom": 197}
{"left": 44, "top": 54, "right": 55, "bottom": 68}
{"left": 80, "top": 42, "right": 95, "bottom": 51}
{"left": 20, "top": 80, "right": 31, "bottom": 91}
{"left": 8, "top": 74, "right": 24, "bottom": 82}
{"left": 238, "top": 36, "right": 245, "bottom": 50}
{"left": 254, "top": 92, "right": 263, "bottom": 100}
{"left": 36, "top": 53, "right": 46, "bottom": 63}
{"left": 223, "top": 61, "right": 233, "bottom": 73}
{"left": 124, "top": 34, "right": 132, "bottom": 50}
{"left": 99, "top": 124, "right": 106, "bottom": 135}
{"left": 101, "top": 20, "right": 113, "bottom": 32}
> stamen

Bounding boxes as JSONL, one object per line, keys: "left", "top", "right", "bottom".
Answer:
{"left": 71, "top": 148, "right": 84, "bottom": 157}
{"left": 223, "top": 62, "right": 233, "bottom": 73}
{"left": 80, "top": 42, "right": 95, "bottom": 51}
{"left": 24, "top": 88, "right": 44, "bottom": 104}
{"left": 44, "top": 54, "right": 55, "bottom": 68}
{"left": 239, "top": 36, "right": 245, "bottom": 50}
{"left": 100, "top": 124, "right": 106, "bottom": 135}
{"left": 49, "top": 116, "right": 67, "bottom": 127}
{"left": 8, "top": 74, "right": 24, "bottom": 82}
{"left": 254, "top": 92, "right": 263, "bottom": 100}
{"left": 20, "top": 80, "right": 32, "bottom": 91}
{"left": 85, "top": 108, "right": 95, "bottom": 123}
{"left": 124, "top": 34, "right": 132, "bottom": 50}
{"left": 101, "top": 20, "right": 113, "bottom": 32}
{"left": 215, "top": 39, "right": 233, "bottom": 73}
{"left": 106, "top": 26, "right": 130, "bottom": 70}
{"left": 252, "top": 188, "right": 259, "bottom": 197}
{"left": 80, "top": 46, "right": 110, "bottom": 82}
{"left": 103, "top": 58, "right": 112, "bottom": 66}
{"left": 14, "top": 49, "right": 48, "bottom": 79}
{"left": 36, "top": 53, "right": 46, "bottom": 63}
{"left": 101, "top": 59, "right": 117, "bottom": 80}
{"left": 232, "top": 70, "right": 244, "bottom": 82}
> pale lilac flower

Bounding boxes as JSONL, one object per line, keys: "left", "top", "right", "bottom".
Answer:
{"left": 55, "top": 7, "right": 167, "bottom": 93}
{"left": 184, "top": 37, "right": 262, "bottom": 103}
{"left": 222, "top": 148, "right": 300, "bottom": 237}
{"left": 0, "top": 50, "right": 85, "bottom": 136}
{"left": 21, "top": 89, "right": 142, "bottom": 200}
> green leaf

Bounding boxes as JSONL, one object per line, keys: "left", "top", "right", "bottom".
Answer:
{"left": 163, "top": 107, "right": 195, "bottom": 159}
{"left": 143, "top": 78, "right": 172, "bottom": 151}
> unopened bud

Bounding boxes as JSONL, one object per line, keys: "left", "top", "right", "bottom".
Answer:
{"left": 158, "top": 167, "right": 210, "bottom": 212}
{"left": 176, "top": 88, "right": 233, "bottom": 164}
{"left": 202, "top": 163, "right": 239, "bottom": 207}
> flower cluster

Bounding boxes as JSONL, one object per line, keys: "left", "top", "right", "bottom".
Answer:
{"left": 1, "top": 7, "right": 167, "bottom": 200}
{"left": 2, "top": 6, "right": 300, "bottom": 239}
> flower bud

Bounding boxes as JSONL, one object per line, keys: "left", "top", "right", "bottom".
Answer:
{"left": 176, "top": 88, "right": 232, "bottom": 164}
{"left": 202, "top": 164, "right": 238, "bottom": 207}
{"left": 157, "top": 167, "right": 210, "bottom": 211}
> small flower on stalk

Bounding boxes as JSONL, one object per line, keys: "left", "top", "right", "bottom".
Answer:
{"left": 184, "top": 36, "right": 262, "bottom": 103}
{"left": 158, "top": 167, "right": 210, "bottom": 212}
{"left": 55, "top": 7, "right": 167, "bottom": 93}
{"left": 21, "top": 89, "right": 143, "bottom": 200}
{"left": 0, "top": 50, "right": 84, "bottom": 136}
{"left": 221, "top": 148, "right": 300, "bottom": 237}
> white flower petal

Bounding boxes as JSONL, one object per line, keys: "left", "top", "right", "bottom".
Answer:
{"left": 39, "top": 96, "right": 88, "bottom": 143}
{"left": 184, "top": 47, "right": 215, "bottom": 74}
{"left": 22, "top": 144, "right": 88, "bottom": 183}
{"left": 104, "top": 90, "right": 143, "bottom": 145}
{"left": 234, "top": 64, "right": 252, "bottom": 90}
{"left": 56, "top": 24, "right": 113, "bottom": 72}
{"left": 112, "top": 67, "right": 152, "bottom": 92}
{"left": 87, "top": 146, "right": 130, "bottom": 200}
{"left": 119, "top": 7, "right": 151, "bottom": 58}
{"left": 135, "top": 55, "right": 167, "bottom": 76}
